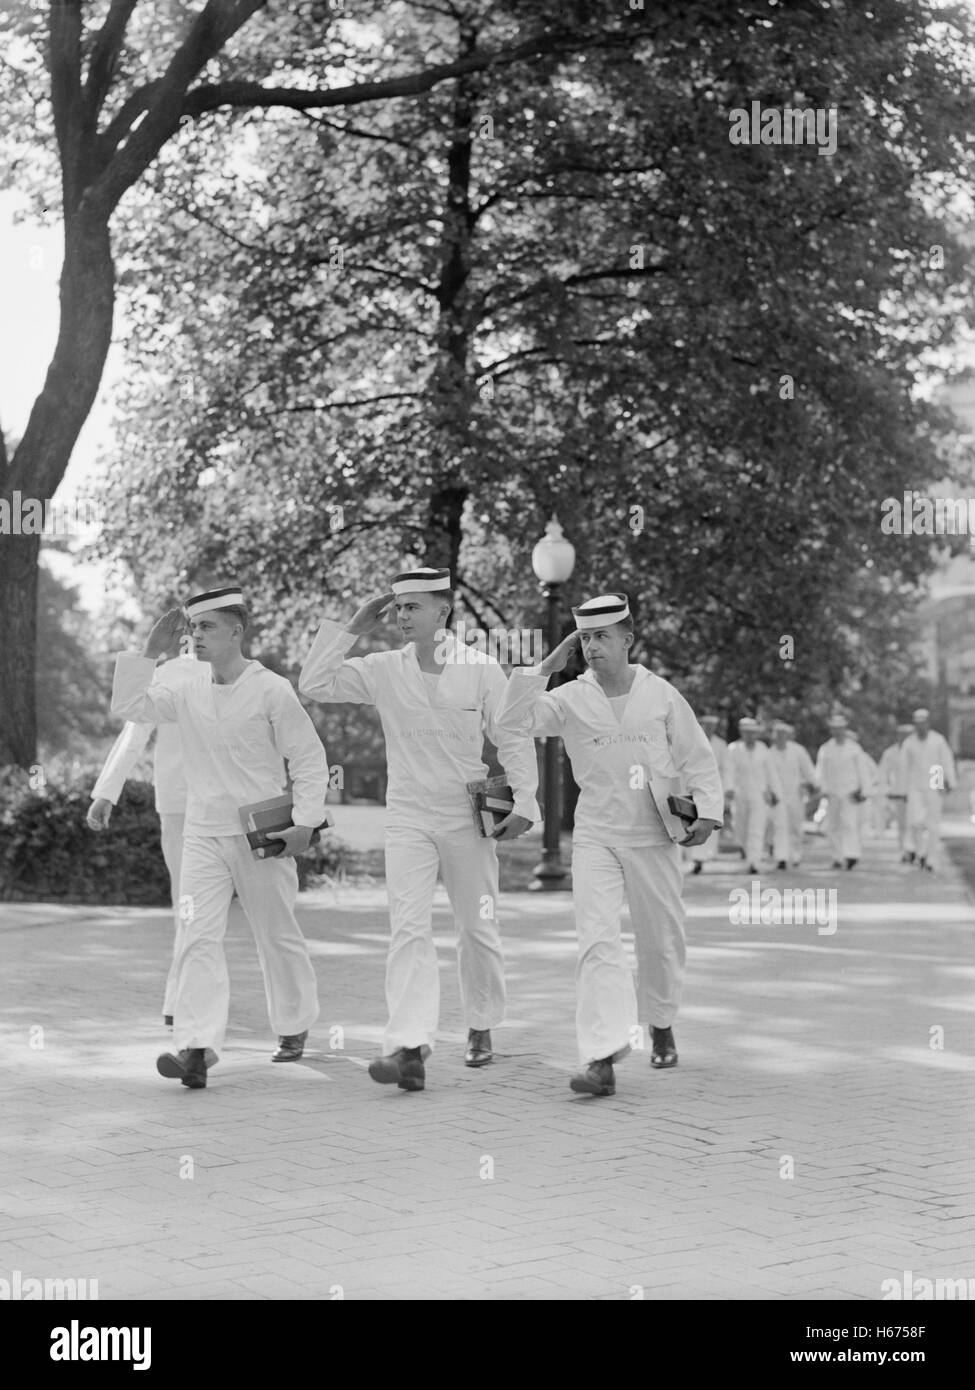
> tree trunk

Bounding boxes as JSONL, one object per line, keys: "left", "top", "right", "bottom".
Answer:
{"left": 422, "top": 23, "right": 478, "bottom": 585}
{"left": 0, "top": 532, "right": 41, "bottom": 767}
{"left": 0, "top": 212, "right": 115, "bottom": 766}
{"left": 421, "top": 479, "right": 468, "bottom": 575}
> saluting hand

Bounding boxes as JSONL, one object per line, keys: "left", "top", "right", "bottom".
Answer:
{"left": 538, "top": 631, "right": 581, "bottom": 678}
{"left": 143, "top": 607, "right": 187, "bottom": 660}
{"left": 346, "top": 592, "right": 396, "bottom": 637}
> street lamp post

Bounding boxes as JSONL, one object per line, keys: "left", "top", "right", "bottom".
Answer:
{"left": 529, "top": 515, "right": 576, "bottom": 891}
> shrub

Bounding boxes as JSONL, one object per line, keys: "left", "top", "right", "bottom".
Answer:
{"left": 0, "top": 764, "right": 351, "bottom": 903}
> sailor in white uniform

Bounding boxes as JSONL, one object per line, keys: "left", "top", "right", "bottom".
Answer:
{"left": 814, "top": 715, "right": 876, "bottom": 869}
{"left": 878, "top": 723, "right": 915, "bottom": 860}
{"left": 768, "top": 721, "right": 817, "bottom": 868}
{"left": 88, "top": 634, "right": 207, "bottom": 1025}
{"left": 494, "top": 592, "right": 723, "bottom": 1098}
{"left": 687, "top": 713, "right": 728, "bottom": 874}
{"left": 901, "top": 708, "right": 957, "bottom": 873}
{"left": 112, "top": 586, "right": 329, "bottom": 1089}
{"left": 299, "top": 568, "right": 539, "bottom": 1093}
{"left": 725, "top": 717, "right": 782, "bottom": 873}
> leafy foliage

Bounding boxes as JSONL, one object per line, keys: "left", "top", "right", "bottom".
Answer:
{"left": 91, "top": 0, "right": 975, "bottom": 729}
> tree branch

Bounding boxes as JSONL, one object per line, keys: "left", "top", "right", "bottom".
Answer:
{"left": 481, "top": 264, "right": 666, "bottom": 317}
{"left": 306, "top": 259, "right": 436, "bottom": 295}
{"left": 98, "top": 80, "right": 163, "bottom": 157}
{"left": 84, "top": 0, "right": 140, "bottom": 126}
{"left": 300, "top": 110, "right": 418, "bottom": 153}
{"left": 258, "top": 391, "right": 424, "bottom": 416}
{"left": 455, "top": 577, "right": 510, "bottom": 627}
{"left": 91, "top": 0, "right": 268, "bottom": 216}
{"left": 48, "top": 0, "right": 85, "bottom": 207}
{"left": 180, "top": 28, "right": 595, "bottom": 120}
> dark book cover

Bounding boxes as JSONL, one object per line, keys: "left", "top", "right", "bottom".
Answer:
{"left": 466, "top": 775, "right": 515, "bottom": 838}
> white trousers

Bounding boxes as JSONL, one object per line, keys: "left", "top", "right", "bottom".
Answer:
{"left": 824, "top": 794, "right": 861, "bottom": 860}
{"left": 907, "top": 789, "right": 944, "bottom": 866}
{"left": 771, "top": 796, "right": 804, "bottom": 865}
{"left": 158, "top": 812, "right": 185, "bottom": 1016}
{"left": 888, "top": 796, "right": 915, "bottom": 854}
{"left": 173, "top": 834, "right": 320, "bottom": 1057}
{"left": 733, "top": 794, "right": 769, "bottom": 867}
{"left": 382, "top": 820, "right": 504, "bottom": 1054}
{"left": 572, "top": 841, "right": 685, "bottom": 1066}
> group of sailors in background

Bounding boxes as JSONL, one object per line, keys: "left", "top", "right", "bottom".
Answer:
{"left": 687, "top": 708, "right": 957, "bottom": 876}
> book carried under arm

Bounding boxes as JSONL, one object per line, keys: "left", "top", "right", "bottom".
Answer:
{"left": 238, "top": 793, "right": 334, "bottom": 860}
{"left": 647, "top": 774, "right": 706, "bottom": 844}
{"left": 466, "top": 775, "right": 516, "bottom": 838}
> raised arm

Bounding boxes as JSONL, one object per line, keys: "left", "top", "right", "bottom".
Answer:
{"left": 111, "top": 609, "right": 185, "bottom": 724}
{"left": 492, "top": 631, "right": 578, "bottom": 739}
{"left": 298, "top": 594, "right": 395, "bottom": 705}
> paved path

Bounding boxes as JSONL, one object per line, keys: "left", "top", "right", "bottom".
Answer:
{"left": 2, "top": 826, "right": 974, "bottom": 1301}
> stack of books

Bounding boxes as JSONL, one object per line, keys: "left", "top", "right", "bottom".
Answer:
{"left": 238, "top": 793, "right": 334, "bottom": 859}
{"left": 466, "top": 775, "right": 515, "bottom": 837}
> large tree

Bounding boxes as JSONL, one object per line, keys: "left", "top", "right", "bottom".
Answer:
{"left": 0, "top": 0, "right": 644, "bottom": 766}
{"left": 94, "top": 0, "right": 975, "bottom": 723}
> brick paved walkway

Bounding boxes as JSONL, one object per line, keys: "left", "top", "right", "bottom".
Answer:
{"left": 2, "top": 825, "right": 973, "bottom": 1300}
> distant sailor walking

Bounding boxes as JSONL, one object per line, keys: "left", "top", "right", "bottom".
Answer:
{"left": 687, "top": 713, "right": 728, "bottom": 874}
{"left": 724, "top": 717, "right": 782, "bottom": 873}
{"left": 299, "top": 568, "right": 539, "bottom": 1093}
{"left": 112, "top": 586, "right": 329, "bottom": 1089}
{"left": 768, "top": 722, "right": 817, "bottom": 869}
{"left": 878, "top": 723, "right": 915, "bottom": 861}
{"left": 814, "top": 715, "right": 875, "bottom": 869}
{"left": 901, "top": 708, "right": 957, "bottom": 873}
{"left": 495, "top": 592, "right": 723, "bottom": 1098}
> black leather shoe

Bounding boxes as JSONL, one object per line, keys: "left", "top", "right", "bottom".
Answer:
{"left": 464, "top": 1028, "right": 493, "bottom": 1067}
{"left": 570, "top": 1058, "right": 616, "bottom": 1096}
{"left": 157, "top": 1048, "right": 208, "bottom": 1089}
{"left": 651, "top": 1026, "right": 678, "bottom": 1069}
{"left": 845, "top": 858, "right": 857, "bottom": 869}
{"left": 690, "top": 861, "right": 702, "bottom": 875}
{"left": 163, "top": 1015, "right": 173, "bottom": 1027}
{"left": 272, "top": 1031, "right": 308, "bottom": 1062}
{"left": 776, "top": 860, "right": 787, "bottom": 870}
{"left": 368, "top": 1047, "right": 425, "bottom": 1091}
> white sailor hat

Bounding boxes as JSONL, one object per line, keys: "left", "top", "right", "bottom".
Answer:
{"left": 912, "top": 708, "right": 930, "bottom": 722}
{"left": 738, "top": 716, "right": 760, "bottom": 731}
{"left": 390, "top": 567, "right": 452, "bottom": 595}
{"left": 827, "top": 714, "right": 848, "bottom": 729}
{"left": 185, "top": 585, "right": 244, "bottom": 620}
{"left": 896, "top": 722, "right": 914, "bottom": 736}
{"left": 572, "top": 592, "right": 630, "bottom": 630}
{"left": 772, "top": 720, "right": 792, "bottom": 734}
